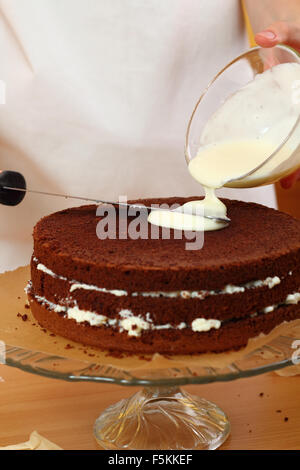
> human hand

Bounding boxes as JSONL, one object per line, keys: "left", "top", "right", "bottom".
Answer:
{"left": 255, "top": 21, "right": 300, "bottom": 51}
{"left": 255, "top": 21, "right": 300, "bottom": 189}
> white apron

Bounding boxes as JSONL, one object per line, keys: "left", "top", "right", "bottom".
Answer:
{"left": 0, "top": 0, "right": 277, "bottom": 271}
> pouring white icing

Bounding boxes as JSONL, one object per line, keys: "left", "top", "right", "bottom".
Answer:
{"left": 148, "top": 62, "right": 300, "bottom": 232}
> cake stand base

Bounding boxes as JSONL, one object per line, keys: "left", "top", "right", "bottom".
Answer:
{"left": 94, "top": 386, "right": 230, "bottom": 450}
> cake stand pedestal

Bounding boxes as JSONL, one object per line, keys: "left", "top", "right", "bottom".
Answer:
{"left": 4, "top": 327, "right": 299, "bottom": 450}
{"left": 94, "top": 385, "right": 229, "bottom": 450}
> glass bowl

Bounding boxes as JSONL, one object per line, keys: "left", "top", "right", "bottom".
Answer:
{"left": 185, "top": 45, "right": 300, "bottom": 188}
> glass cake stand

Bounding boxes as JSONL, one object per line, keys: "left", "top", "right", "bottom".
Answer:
{"left": 2, "top": 326, "right": 299, "bottom": 450}
{"left": 1, "top": 264, "right": 299, "bottom": 450}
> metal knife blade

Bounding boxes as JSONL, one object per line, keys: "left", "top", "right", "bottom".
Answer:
{"left": 2, "top": 185, "right": 231, "bottom": 223}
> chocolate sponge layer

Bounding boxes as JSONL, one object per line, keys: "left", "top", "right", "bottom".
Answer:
{"left": 32, "top": 197, "right": 300, "bottom": 292}
{"left": 29, "top": 197, "right": 300, "bottom": 354}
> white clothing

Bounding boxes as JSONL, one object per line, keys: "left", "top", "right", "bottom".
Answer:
{"left": 0, "top": 0, "right": 276, "bottom": 271}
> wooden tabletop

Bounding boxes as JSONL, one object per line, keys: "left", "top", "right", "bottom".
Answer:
{"left": 0, "top": 364, "right": 299, "bottom": 450}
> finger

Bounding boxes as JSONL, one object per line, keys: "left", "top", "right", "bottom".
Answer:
{"left": 255, "top": 30, "right": 278, "bottom": 48}
{"left": 255, "top": 21, "right": 300, "bottom": 51}
{"left": 280, "top": 168, "right": 300, "bottom": 189}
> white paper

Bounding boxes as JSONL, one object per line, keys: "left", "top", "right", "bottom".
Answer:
{"left": 0, "top": 431, "right": 62, "bottom": 450}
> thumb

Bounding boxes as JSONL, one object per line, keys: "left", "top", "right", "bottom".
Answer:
{"left": 255, "top": 21, "right": 300, "bottom": 52}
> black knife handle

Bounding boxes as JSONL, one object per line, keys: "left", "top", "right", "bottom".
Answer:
{"left": 0, "top": 171, "right": 27, "bottom": 206}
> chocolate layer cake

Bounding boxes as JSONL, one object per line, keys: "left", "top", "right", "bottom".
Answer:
{"left": 27, "top": 197, "right": 300, "bottom": 355}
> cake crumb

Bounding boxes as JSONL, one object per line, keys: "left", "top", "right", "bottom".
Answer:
{"left": 259, "top": 392, "right": 264, "bottom": 397}
{"left": 17, "top": 312, "right": 28, "bottom": 322}
{"left": 138, "top": 355, "right": 152, "bottom": 362}
{"left": 24, "top": 304, "right": 30, "bottom": 309}
{"left": 104, "top": 350, "right": 125, "bottom": 359}
{"left": 276, "top": 409, "right": 282, "bottom": 413}
{"left": 284, "top": 417, "right": 289, "bottom": 422}
{"left": 65, "top": 344, "right": 74, "bottom": 350}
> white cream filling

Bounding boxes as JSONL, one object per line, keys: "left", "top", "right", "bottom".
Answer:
{"left": 191, "top": 318, "right": 221, "bottom": 332}
{"left": 34, "top": 258, "right": 284, "bottom": 300}
{"left": 36, "top": 263, "right": 67, "bottom": 281}
{"left": 135, "top": 276, "right": 281, "bottom": 298}
{"left": 26, "top": 282, "right": 300, "bottom": 337}
{"left": 67, "top": 306, "right": 108, "bottom": 327}
{"left": 250, "top": 291, "right": 300, "bottom": 318}
{"left": 286, "top": 292, "right": 300, "bottom": 304}
{"left": 119, "top": 312, "right": 150, "bottom": 337}
{"left": 70, "top": 283, "right": 127, "bottom": 297}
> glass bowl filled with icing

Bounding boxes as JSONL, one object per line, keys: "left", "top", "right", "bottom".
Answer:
{"left": 185, "top": 45, "right": 300, "bottom": 191}
{"left": 148, "top": 46, "right": 300, "bottom": 233}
